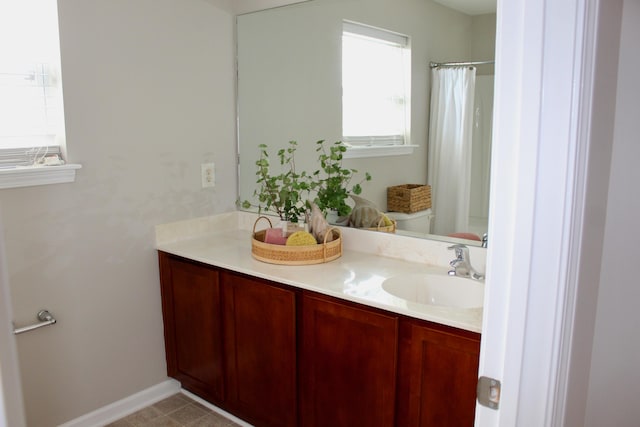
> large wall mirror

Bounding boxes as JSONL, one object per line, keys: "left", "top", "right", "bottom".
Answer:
{"left": 237, "top": 0, "right": 496, "bottom": 246}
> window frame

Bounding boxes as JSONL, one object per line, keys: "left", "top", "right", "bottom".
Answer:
{"left": 0, "top": 0, "right": 80, "bottom": 189}
{"left": 341, "top": 21, "right": 416, "bottom": 158}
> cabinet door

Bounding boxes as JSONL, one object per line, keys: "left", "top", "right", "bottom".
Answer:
{"left": 222, "top": 271, "right": 297, "bottom": 427}
{"left": 300, "top": 293, "right": 398, "bottom": 427}
{"left": 396, "top": 320, "right": 480, "bottom": 427}
{"left": 159, "top": 253, "right": 224, "bottom": 403}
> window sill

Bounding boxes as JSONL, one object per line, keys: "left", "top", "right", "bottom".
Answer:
{"left": 0, "top": 164, "right": 82, "bottom": 190}
{"left": 343, "top": 145, "right": 418, "bottom": 159}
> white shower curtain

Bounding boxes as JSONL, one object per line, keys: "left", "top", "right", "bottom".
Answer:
{"left": 428, "top": 66, "right": 476, "bottom": 236}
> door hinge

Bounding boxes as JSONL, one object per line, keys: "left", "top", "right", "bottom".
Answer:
{"left": 477, "top": 376, "right": 501, "bottom": 409}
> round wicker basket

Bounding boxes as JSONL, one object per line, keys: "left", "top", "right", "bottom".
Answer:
{"left": 251, "top": 216, "right": 342, "bottom": 265}
{"left": 365, "top": 218, "right": 397, "bottom": 233}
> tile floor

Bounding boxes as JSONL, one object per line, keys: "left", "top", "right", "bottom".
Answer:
{"left": 106, "top": 393, "right": 243, "bottom": 427}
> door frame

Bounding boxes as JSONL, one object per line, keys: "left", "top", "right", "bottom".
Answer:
{"left": 476, "top": 0, "right": 622, "bottom": 425}
{"left": 0, "top": 206, "right": 27, "bottom": 427}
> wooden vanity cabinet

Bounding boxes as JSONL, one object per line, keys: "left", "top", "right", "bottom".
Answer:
{"left": 221, "top": 271, "right": 297, "bottom": 427}
{"left": 159, "top": 253, "right": 297, "bottom": 426}
{"left": 299, "top": 293, "right": 399, "bottom": 427}
{"left": 158, "top": 252, "right": 225, "bottom": 404}
{"left": 159, "top": 251, "right": 481, "bottom": 427}
{"left": 396, "top": 319, "right": 481, "bottom": 427}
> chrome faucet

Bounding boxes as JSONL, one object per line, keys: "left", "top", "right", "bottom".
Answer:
{"left": 448, "top": 244, "right": 485, "bottom": 281}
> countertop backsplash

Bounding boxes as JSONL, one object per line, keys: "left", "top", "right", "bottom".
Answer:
{"left": 155, "top": 210, "right": 487, "bottom": 273}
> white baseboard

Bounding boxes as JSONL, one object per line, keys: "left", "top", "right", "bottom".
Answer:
{"left": 58, "top": 379, "right": 181, "bottom": 427}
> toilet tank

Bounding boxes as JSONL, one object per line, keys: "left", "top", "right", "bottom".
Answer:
{"left": 385, "top": 209, "right": 434, "bottom": 234}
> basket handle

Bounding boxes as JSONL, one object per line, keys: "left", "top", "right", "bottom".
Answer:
{"left": 321, "top": 227, "right": 340, "bottom": 262}
{"left": 252, "top": 216, "right": 273, "bottom": 235}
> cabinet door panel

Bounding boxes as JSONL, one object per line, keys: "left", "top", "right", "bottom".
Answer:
{"left": 300, "top": 294, "right": 398, "bottom": 427}
{"left": 159, "top": 253, "right": 224, "bottom": 403}
{"left": 222, "top": 272, "right": 297, "bottom": 427}
{"left": 397, "top": 321, "right": 480, "bottom": 427}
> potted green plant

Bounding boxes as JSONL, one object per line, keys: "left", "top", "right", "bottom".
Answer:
{"left": 241, "top": 140, "right": 311, "bottom": 223}
{"left": 310, "top": 140, "right": 372, "bottom": 219}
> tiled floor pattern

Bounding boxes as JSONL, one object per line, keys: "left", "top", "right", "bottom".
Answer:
{"left": 106, "top": 393, "right": 244, "bottom": 427}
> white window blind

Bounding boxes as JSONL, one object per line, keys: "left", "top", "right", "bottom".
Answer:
{"left": 0, "top": 0, "right": 66, "bottom": 168}
{"left": 342, "top": 21, "right": 411, "bottom": 149}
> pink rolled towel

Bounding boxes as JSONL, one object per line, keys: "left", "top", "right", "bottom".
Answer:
{"left": 264, "top": 227, "right": 288, "bottom": 245}
{"left": 447, "top": 232, "right": 481, "bottom": 241}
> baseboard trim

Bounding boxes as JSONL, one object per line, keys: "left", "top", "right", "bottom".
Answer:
{"left": 58, "top": 379, "right": 181, "bottom": 427}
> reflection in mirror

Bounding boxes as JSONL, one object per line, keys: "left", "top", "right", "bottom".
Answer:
{"left": 237, "top": 0, "right": 496, "bottom": 246}
{"left": 428, "top": 64, "right": 493, "bottom": 238}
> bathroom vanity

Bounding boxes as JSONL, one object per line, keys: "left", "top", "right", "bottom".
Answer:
{"left": 156, "top": 212, "right": 484, "bottom": 427}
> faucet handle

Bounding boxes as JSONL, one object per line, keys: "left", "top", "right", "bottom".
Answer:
{"left": 447, "top": 244, "right": 484, "bottom": 281}
{"left": 447, "top": 244, "right": 468, "bottom": 259}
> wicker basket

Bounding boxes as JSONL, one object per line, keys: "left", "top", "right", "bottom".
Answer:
{"left": 387, "top": 184, "right": 432, "bottom": 213}
{"left": 366, "top": 218, "right": 397, "bottom": 233}
{"left": 251, "top": 217, "right": 342, "bottom": 265}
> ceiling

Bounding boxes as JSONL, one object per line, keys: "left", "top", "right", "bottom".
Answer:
{"left": 433, "top": 0, "right": 496, "bottom": 15}
{"left": 230, "top": 0, "right": 497, "bottom": 17}
{"left": 232, "top": 0, "right": 310, "bottom": 15}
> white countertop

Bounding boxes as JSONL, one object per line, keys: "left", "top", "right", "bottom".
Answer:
{"left": 156, "top": 212, "right": 484, "bottom": 333}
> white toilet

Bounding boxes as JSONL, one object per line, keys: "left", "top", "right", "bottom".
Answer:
{"left": 385, "top": 209, "right": 434, "bottom": 234}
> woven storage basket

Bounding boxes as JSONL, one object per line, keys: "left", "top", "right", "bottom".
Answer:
{"left": 251, "top": 216, "right": 342, "bottom": 265}
{"left": 387, "top": 184, "right": 432, "bottom": 213}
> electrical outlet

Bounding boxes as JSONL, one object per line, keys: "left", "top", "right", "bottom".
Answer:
{"left": 201, "top": 162, "right": 215, "bottom": 188}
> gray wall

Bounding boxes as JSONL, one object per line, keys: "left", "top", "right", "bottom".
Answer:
{"left": 0, "top": 0, "right": 237, "bottom": 424}
{"left": 469, "top": 13, "right": 496, "bottom": 75}
{"left": 585, "top": 0, "right": 640, "bottom": 424}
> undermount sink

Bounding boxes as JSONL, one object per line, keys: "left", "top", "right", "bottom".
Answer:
{"left": 381, "top": 273, "right": 484, "bottom": 309}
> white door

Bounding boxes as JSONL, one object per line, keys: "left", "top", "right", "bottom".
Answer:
{"left": 0, "top": 207, "right": 26, "bottom": 427}
{"left": 476, "top": 0, "right": 622, "bottom": 425}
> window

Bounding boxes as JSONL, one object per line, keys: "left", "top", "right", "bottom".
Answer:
{"left": 342, "top": 21, "right": 413, "bottom": 158}
{"left": 0, "top": 0, "right": 79, "bottom": 188}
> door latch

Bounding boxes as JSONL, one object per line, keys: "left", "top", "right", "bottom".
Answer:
{"left": 477, "top": 376, "right": 501, "bottom": 409}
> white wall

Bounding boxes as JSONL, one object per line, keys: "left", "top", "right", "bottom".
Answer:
{"left": 0, "top": 0, "right": 237, "bottom": 425}
{"left": 585, "top": 0, "right": 640, "bottom": 425}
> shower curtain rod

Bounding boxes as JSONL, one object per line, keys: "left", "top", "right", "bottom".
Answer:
{"left": 429, "top": 60, "right": 495, "bottom": 68}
